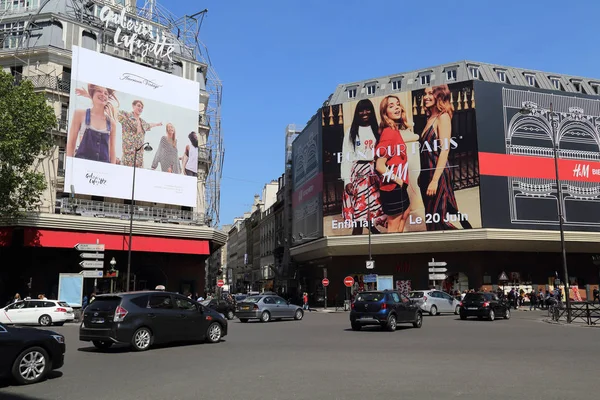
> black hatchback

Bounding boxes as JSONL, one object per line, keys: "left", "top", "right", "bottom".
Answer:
{"left": 459, "top": 292, "right": 510, "bottom": 321}
{"left": 80, "top": 291, "right": 228, "bottom": 351}
{"left": 350, "top": 291, "right": 423, "bottom": 331}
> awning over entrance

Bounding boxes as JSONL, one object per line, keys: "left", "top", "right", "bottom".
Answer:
{"left": 22, "top": 228, "right": 210, "bottom": 255}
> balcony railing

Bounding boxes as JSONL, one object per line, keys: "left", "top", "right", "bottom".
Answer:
{"left": 56, "top": 198, "right": 206, "bottom": 226}
{"left": 13, "top": 72, "right": 70, "bottom": 94}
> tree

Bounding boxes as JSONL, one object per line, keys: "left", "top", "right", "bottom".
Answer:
{"left": 0, "top": 70, "right": 57, "bottom": 219}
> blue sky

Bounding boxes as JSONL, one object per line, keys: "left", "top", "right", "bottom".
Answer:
{"left": 165, "top": 0, "right": 600, "bottom": 226}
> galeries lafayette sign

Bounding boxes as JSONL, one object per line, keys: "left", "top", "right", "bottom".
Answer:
{"left": 99, "top": 6, "right": 175, "bottom": 61}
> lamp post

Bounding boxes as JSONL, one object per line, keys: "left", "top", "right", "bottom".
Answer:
{"left": 127, "top": 142, "right": 153, "bottom": 292}
{"left": 519, "top": 102, "right": 571, "bottom": 322}
{"left": 109, "top": 257, "right": 117, "bottom": 293}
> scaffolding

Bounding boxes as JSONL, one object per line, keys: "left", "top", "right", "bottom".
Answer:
{"left": 2, "top": 0, "right": 224, "bottom": 227}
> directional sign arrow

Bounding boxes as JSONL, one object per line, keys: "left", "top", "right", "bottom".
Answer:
{"left": 75, "top": 243, "right": 105, "bottom": 252}
{"left": 429, "top": 273, "right": 447, "bottom": 281}
{"left": 428, "top": 267, "right": 448, "bottom": 273}
{"left": 428, "top": 261, "right": 447, "bottom": 267}
{"left": 82, "top": 270, "right": 103, "bottom": 278}
{"left": 79, "top": 260, "right": 104, "bottom": 269}
{"left": 80, "top": 253, "right": 105, "bottom": 259}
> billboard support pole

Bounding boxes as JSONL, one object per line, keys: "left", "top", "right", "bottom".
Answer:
{"left": 367, "top": 195, "right": 372, "bottom": 262}
{"left": 127, "top": 142, "right": 153, "bottom": 292}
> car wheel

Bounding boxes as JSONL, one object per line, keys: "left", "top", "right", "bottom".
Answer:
{"left": 455, "top": 305, "right": 460, "bottom": 315}
{"left": 504, "top": 308, "right": 511, "bottom": 320}
{"left": 294, "top": 309, "right": 304, "bottom": 320}
{"left": 131, "top": 327, "right": 152, "bottom": 351}
{"left": 460, "top": 314, "right": 467, "bottom": 320}
{"left": 351, "top": 322, "right": 361, "bottom": 331}
{"left": 386, "top": 314, "right": 397, "bottom": 331}
{"left": 429, "top": 305, "right": 437, "bottom": 316}
{"left": 92, "top": 341, "right": 113, "bottom": 350}
{"left": 412, "top": 312, "right": 423, "bottom": 328}
{"left": 38, "top": 314, "right": 52, "bottom": 326}
{"left": 206, "top": 322, "right": 222, "bottom": 343}
{"left": 260, "top": 311, "right": 271, "bottom": 323}
{"left": 488, "top": 310, "right": 495, "bottom": 321}
{"left": 226, "top": 310, "right": 235, "bottom": 320}
{"left": 239, "top": 318, "right": 248, "bottom": 323}
{"left": 12, "top": 346, "right": 49, "bottom": 385}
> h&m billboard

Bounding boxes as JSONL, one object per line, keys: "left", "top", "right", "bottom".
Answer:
{"left": 475, "top": 81, "right": 600, "bottom": 231}
{"left": 322, "top": 81, "right": 481, "bottom": 236}
{"left": 64, "top": 46, "right": 200, "bottom": 207}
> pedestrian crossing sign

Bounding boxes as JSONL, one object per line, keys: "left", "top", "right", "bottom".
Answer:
{"left": 498, "top": 271, "right": 509, "bottom": 281}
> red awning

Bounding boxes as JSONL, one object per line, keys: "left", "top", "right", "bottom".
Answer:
{"left": 0, "top": 227, "right": 13, "bottom": 247}
{"left": 23, "top": 228, "right": 209, "bottom": 255}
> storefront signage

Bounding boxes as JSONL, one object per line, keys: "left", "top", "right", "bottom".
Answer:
{"left": 99, "top": 6, "right": 175, "bottom": 61}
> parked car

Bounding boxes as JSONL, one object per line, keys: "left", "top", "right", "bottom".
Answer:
{"left": 236, "top": 295, "right": 303, "bottom": 323}
{"left": 0, "top": 322, "right": 65, "bottom": 385}
{"left": 201, "top": 299, "right": 236, "bottom": 320}
{"left": 459, "top": 292, "right": 510, "bottom": 321}
{"left": 79, "top": 291, "right": 227, "bottom": 351}
{"left": 409, "top": 290, "right": 461, "bottom": 316}
{"left": 350, "top": 290, "right": 423, "bottom": 331}
{"left": 0, "top": 300, "right": 75, "bottom": 326}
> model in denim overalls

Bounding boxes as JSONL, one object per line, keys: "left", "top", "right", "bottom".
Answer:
{"left": 74, "top": 109, "right": 111, "bottom": 163}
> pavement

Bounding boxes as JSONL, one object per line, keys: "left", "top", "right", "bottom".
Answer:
{"left": 1, "top": 309, "right": 599, "bottom": 400}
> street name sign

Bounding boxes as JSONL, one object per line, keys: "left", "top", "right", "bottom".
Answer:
{"left": 79, "top": 260, "right": 104, "bottom": 269}
{"left": 428, "top": 261, "right": 447, "bottom": 267}
{"left": 429, "top": 273, "right": 447, "bottom": 281}
{"left": 428, "top": 267, "right": 448, "bottom": 273}
{"left": 75, "top": 243, "right": 105, "bottom": 252}
{"left": 82, "top": 270, "right": 103, "bottom": 278}
{"left": 80, "top": 253, "right": 105, "bottom": 259}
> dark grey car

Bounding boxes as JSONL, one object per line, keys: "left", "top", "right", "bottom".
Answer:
{"left": 236, "top": 295, "right": 303, "bottom": 323}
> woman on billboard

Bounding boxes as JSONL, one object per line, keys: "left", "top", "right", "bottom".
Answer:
{"left": 419, "top": 85, "right": 472, "bottom": 230}
{"left": 181, "top": 131, "right": 199, "bottom": 177}
{"left": 341, "top": 99, "right": 385, "bottom": 235}
{"left": 151, "top": 123, "right": 181, "bottom": 173}
{"left": 66, "top": 84, "right": 118, "bottom": 163}
{"left": 374, "top": 95, "right": 412, "bottom": 233}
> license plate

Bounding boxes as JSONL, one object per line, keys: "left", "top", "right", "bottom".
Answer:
{"left": 91, "top": 318, "right": 104, "bottom": 324}
{"left": 242, "top": 306, "right": 250, "bottom": 310}
{"left": 468, "top": 307, "right": 478, "bottom": 310}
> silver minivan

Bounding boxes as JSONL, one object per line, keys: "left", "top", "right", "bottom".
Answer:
{"left": 409, "top": 290, "right": 460, "bottom": 316}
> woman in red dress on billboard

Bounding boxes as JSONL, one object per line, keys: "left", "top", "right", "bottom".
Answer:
{"left": 341, "top": 99, "right": 386, "bottom": 235}
{"left": 374, "top": 95, "right": 412, "bottom": 233}
{"left": 419, "top": 85, "right": 472, "bottom": 230}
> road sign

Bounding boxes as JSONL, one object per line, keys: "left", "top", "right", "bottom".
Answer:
{"left": 429, "top": 273, "right": 447, "bottom": 281}
{"left": 82, "top": 270, "right": 103, "bottom": 278}
{"left": 428, "top": 261, "right": 447, "bottom": 267}
{"left": 428, "top": 267, "right": 448, "bottom": 273}
{"left": 74, "top": 243, "right": 105, "bottom": 252}
{"left": 80, "top": 253, "right": 105, "bottom": 259}
{"left": 344, "top": 276, "right": 355, "bottom": 287}
{"left": 79, "top": 260, "right": 104, "bottom": 269}
{"left": 498, "top": 271, "right": 509, "bottom": 281}
{"left": 322, "top": 278, "right": 330, "bottom": 287}
{"left": 366, "top": 260, "right": 375, "bottom": 270}
{"left": 217, "top": 280, "right": 224, "bottom": 288}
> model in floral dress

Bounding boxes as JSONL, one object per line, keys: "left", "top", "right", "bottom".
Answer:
{"left": 118, "top": 100, "right": 163, "bottom": 168}
{"left": 341, "top": 99, "right": 386, "bottom": 234}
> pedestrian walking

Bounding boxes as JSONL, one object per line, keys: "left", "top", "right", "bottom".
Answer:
{"left": 303, "top": 292, "right": 309, "bottom": 311}
{"left": 529, "top": 290, "right": 537, "bottom": 311}
{"left": 593, "top": 287, "right": 599, "bottom": 304}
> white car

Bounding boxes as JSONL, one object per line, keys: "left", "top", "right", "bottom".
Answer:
{"left": 409, "top": 290, "right": 460, "bottom": 316}
{"left": 0, "top": 299, "right": 75, "bottom": 326}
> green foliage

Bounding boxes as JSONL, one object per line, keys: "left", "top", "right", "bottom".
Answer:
{"left": 0, "top": 70, "right": 57, "bottom": 219}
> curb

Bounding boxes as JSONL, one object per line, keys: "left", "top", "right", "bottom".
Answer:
{"left": 542, "top": 318, "right": 600, "bottom": 328}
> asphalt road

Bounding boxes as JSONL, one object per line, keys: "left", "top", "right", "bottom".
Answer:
{"left": 1, "top": 309, "right": 599, "bottom": 400}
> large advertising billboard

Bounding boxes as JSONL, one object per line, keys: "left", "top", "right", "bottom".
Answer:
{"left": 322, "top": 81, "right": 481, "bottom": 236}
{"left": 475, "top": 81, "right": 600, "bottom": 231}
{"left": 64, "top": 46, "right": 200, "bottom": 207}
{"left": 292, "top": 115, "right": 323, "bottom": 241}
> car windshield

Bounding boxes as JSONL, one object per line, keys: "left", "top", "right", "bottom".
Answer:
{"left": 241, "top": 296, "right": 262, "bottom": 303}
{"left": 409, "top": 292, "right": 425, "bottom": 298}
{"left": 355, "top": 293, "right": 385, "bottom": 302}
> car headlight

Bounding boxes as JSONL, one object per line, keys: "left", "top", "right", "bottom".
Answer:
{"left": 51, "top": 335, "right": 64, "bottom": 344}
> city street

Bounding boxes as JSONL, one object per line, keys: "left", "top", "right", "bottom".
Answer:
{"left": 1, "top": 309, "right": 599, "bottom": 400}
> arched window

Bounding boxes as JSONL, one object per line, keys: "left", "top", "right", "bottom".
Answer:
{"left": 81, "top": 31, "right": 97, "bottom": 51}
{"left": 50, "top": 21, "right": 64, "bottom": 48}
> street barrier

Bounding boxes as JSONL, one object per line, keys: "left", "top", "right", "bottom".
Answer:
{"left": 549, "top": 301, "right": 600, "bottom": 325}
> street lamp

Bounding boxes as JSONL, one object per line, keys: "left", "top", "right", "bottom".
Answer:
{"left": 126, "top": 142, "right": 153, "bottom": 292}
{"left": 519, "top": 102, "right": 571, "bottom": 322}
{"left": 109, "top": 257, "right": 117, "bottom": 293}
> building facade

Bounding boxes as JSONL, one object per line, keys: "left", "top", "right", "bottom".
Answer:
{"left": 290, "top": 60, "right": 600, "bottom": 306}
{"left": 0, "top": 0, "right": 225, "bottom": 302}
